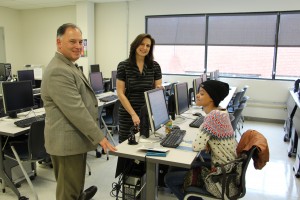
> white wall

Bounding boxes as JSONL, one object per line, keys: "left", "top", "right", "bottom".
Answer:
{"left": 0, "top": 7, "right": 23, "bottom": 69}
{"left": 0, "top": 0, "right": 299, "bottom": 120}
{"left": 20, "top": 6, "right": 76, "bottom": 73}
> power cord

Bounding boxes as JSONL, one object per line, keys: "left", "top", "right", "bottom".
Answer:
{"left": 110, "top": 160, "right": 135, "bottom": 199}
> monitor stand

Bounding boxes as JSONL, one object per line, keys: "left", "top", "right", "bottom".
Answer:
{"left": 173, "top": 115, "right": 186, "bottom": 124}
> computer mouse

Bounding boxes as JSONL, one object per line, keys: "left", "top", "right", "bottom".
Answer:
{"left": 193, "top": 112, "right": 203, "bottom": 117}
{"left": 172, "top": 125, "right": 180, "bottom": 130}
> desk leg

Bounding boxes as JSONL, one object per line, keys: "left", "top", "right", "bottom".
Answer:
{"left": 0, "top": 136, "right": 20, "bottom": 197}
{"left": 146, "top": 162, "right": 158, "bottom": 200}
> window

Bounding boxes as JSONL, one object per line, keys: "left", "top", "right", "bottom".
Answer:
{"left": 146, "top": 12, "right": 300, "bottom": 80}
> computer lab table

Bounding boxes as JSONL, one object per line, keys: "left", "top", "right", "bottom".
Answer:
{"left": 110, "top": 112, "right": 199, "bottom": 200}
{"left": 110, "top": 86, "right": 236, "bottom": 200}
{"left": 0, "top": 108, "right": 45, "bottom": 198}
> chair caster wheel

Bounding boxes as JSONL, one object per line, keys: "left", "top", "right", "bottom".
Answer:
{"left": 19, "top": 196, "right": 29, "bottom": 200}
{"left": 15, "top": 183, "right": 21, "bottom": 188}
{"left": 96, "top": 151, "right": 101, "bottom": 158}
{"left": 2, "top": 188, "right": 5, "bottom": 193}
{"left": 89, "top": 171, "right": 91, "bottom": 175}
{"left": 288, "top": 152, "right": 292, "bottom": 157}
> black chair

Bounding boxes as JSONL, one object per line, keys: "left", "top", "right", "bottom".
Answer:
{"left": 184, "top": 146, "right": 257, "bottom": 200}
{"left": 4, "top": 120, "right": 46, "bottom": 200}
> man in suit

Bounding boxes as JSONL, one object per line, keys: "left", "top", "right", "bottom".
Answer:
{"left": 41, "top": 23, "right": 116, "bottom": 200}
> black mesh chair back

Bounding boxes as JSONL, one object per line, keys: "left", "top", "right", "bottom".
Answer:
{"left": 184, "top": 146, "right": 257, "bottom": 200}
{"left": 28, "top": 120, "right": 46, "bottom": 160}
{"left": 239, "top": 146, "right": 257, "bottom": 198}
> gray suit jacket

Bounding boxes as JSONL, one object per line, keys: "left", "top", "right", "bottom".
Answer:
{"left": 41, "top": 52, "right": 104, "bottom": 156}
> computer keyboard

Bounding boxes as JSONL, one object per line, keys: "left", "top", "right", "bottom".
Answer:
{"left": 160, "top": 129, "right": 186, "bottom": 148}
{"left": 99, "top": 95, "right": 118, "bottom": 102}
{"left": 14, "top": 114, "right": 45, "bottom": 128}
{"left": 189, "top": 115, "right": 205, "bottom": 128}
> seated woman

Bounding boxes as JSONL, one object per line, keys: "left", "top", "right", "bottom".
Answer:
{"left": 164, "top": 80, "right": 238, "bottom": 200}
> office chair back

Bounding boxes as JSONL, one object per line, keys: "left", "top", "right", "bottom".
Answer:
{"left": 238, "top": 146, "right": 257, "bottom": 198}
{"left": 228, "top": 90, "right": 244, "bottom": 113}
{"left": 231, "top": 103, "right": 246, "bottom": 137}
{"left": 184, "top": 146, "right": 257, "bottom": 200}
{"left": 111, "top": 100, "right": 120, "bottom": 126}
{"left": 28, "top": 120, "right": 46, "bottom": 160}
{"left": 239, "top": 85, "right": 249, "bottom": 103}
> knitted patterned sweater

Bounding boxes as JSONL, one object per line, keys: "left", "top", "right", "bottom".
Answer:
{"left": 192, "top": 109, "right": 238, "bottom": 166}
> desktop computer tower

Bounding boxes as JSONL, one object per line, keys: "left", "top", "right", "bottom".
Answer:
{"left": 3, "top": 156, "right": 35, "bottom": 184}
{"left": 0, "top": 63, "right": 11, "bottom": 81}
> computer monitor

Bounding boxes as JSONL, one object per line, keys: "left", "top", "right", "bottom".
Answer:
{"left": 111, "top": 70, "right": 117, "bottom": 91}
{"left": 1, "top": 80, "right": 35, "bottom": 118}
{"left": 90, "top": 64, "right": 100, "bottom": 73}
{"left": 193, "top": 77, "right": 203, "bottom": 101}
{"left": 0, "top": 63, "right": 12, "bottom": 81}
{"left": 17, "top": 69, "right": 36, "bottom": 88}
{"left": 144, "top": 88, "right": 170, "bottom": 134}
{"left": 174, "top": 82, "right": 189, "bottom": 116}
{"left": 89, "top": 72, "right": 104, "bottom": 94}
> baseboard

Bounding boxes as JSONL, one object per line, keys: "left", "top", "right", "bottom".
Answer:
{"left": 244, "top": 116, "right": 284, "bottom": 124}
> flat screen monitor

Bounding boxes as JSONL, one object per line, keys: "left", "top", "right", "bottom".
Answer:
{"left": 111, "top": 70, "right": 117, "bottom": 91}
{"left": 89, "top": 72, "right": 104, "bottom": 94}
{"left": 90, "top": 64, "right": 100, "bottom": 73}
{"left": 193, "top": 77, "right": 203, "bottom": 101}
{"left": 1, "top": 80, "right": 35, "bottom": 118}
{"left": 174, "top": 82, "right": 189, "bottom": 116}
{"left": 144, "top": 88, "right": 170, "bottom": 134}
{"left": 17, "top": 69, "right": 36, "bottom": 88}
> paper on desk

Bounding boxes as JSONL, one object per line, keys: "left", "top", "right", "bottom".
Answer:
{"left": 138, "top": 145, "right": 169, "bottom": 153}
{"left": 177, "top": 140, "right": 193, "bottom": 151}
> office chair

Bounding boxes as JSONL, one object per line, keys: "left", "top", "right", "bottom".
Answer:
{"left": 231, "top": 103, "right": 247, "bottom": 137}
{"left": 227, "top": 90, "right": 244, "bottom": 113}
{"left": 102, "top": 99, "right": 120, "bottom": 136}
{"left": 239, "top": 85, "right": 249, "bottom": 102}
{"left": 4, "top": 120, "right": 46, "bottom": 200}
{"left": 184, "top": 146, "right": 257, "bottom": 200}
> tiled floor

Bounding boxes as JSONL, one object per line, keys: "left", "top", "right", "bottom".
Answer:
{"left": 1, "top": 120, "right": 300, "bottom": 200}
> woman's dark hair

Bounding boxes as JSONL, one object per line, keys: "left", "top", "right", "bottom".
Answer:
{"left": 128, "top": 33, "right": 155, "bottom": 66}
{"left": 57, "top": 23, "right": 81, "bottom": 38}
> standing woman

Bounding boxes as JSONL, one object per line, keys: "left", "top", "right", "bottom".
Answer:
{"left": 116, "top": 33, "right": 162, "bottom": 143}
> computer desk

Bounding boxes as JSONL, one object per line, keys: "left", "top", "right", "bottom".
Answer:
{"left": 0, "top": 108, "right": 45, "bottom": 198}
{"left": 110, "top": 86, "right": 236, "bottom": 200}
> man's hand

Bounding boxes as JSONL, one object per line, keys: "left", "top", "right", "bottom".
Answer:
{"left": 99, "top": 137, "right": 117, "bottom": 153}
